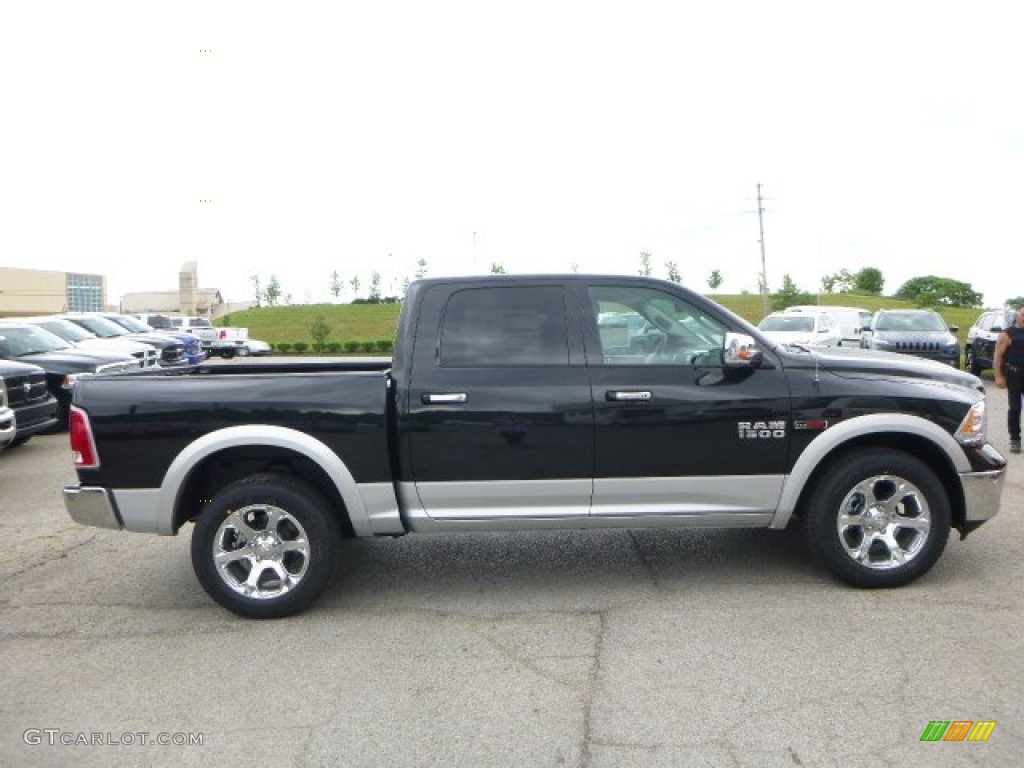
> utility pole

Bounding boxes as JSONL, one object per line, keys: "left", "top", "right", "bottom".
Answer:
{"left": 756, "top": 183, "right": 769, "bottom": 316}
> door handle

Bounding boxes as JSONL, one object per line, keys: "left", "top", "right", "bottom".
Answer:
{"left": 422, "top": 392, "right": 468, "bottom": 404}
{"left": 606, "top": 390, "right": 652, "bottom": 402}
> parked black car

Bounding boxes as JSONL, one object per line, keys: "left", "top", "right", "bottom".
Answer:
{"left": 0, "top": 359, "right": 58, "bottom": 447}
{"left": 0, "top": 322, "right": 138, "bottom": 427}
{"left": 964, "top": 308, "right": 1016, "bottom": 376}
{"left": 861, "top": 309, "right": 961, "bottom": 368}
{"left": 57, "top": 314, "right": 187, "bottom": 367}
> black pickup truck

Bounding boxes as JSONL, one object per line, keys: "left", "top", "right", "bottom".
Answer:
{"left": 63, "top": 275, "right": 1007, "bottom": 617}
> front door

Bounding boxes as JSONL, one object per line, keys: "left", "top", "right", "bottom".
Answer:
{"left": 581, "top": 282, "right": 792, "bottom": 522}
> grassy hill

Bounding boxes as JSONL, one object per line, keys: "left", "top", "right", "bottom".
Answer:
{"left": 221, "top": 294, "right": 982, "bottom": 355}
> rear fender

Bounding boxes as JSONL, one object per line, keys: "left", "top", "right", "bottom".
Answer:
{"left": 161, "top": 425, "right": 376, "bottom": 536}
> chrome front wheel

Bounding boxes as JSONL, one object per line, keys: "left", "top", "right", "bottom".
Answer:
{"left": 835, "top": 474, "right": 931, "bottom": 570}
{"left": 804, "top": 449, "right": 950, "bottom": 588}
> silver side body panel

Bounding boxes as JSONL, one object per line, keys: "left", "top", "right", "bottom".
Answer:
{"left": 399, "top": 476, "right": 778, "bottom": 533}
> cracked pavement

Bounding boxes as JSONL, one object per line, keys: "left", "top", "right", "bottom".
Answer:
{"left": 1, "top": 382, "right": 1022, "bottom": 767}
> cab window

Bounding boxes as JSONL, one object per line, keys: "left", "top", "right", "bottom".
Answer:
{"left": 589, "top": 286, "right": 727, "bottom": 365}
{"left": 440, "top": 286, "right": 569, "bottom": 367}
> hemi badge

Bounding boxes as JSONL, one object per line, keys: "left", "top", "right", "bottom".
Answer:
{"left": 795, "top": 420, "right": 829, "bottom": 431}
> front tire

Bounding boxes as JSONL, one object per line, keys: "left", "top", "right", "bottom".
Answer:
{"left": 803, "top": 449, "right": 950, "bottom": 588}
{"left": 191, "top": 473, "right": 341, "bottom": 618}
{"left": 965, "top": 346, "right": 982, "bottom": 376}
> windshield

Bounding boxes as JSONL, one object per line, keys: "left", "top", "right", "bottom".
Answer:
{"left": 0, "top": 325, "right": 75, "bottom": 356}
{"left": 109, "top": 315, "right": 153, "bottom": 333}
{"left": 188, "top": 318, "right": 212, "bottom": 328}
{"left": 67, "top": 316, "right": 132, "bottom": 338}
{"left": 759, "top": 315, "right": 815, "bottom": 333}
{"left": 34, "top": 319, "right": 96, "bottom": 343}
{"left": 875, "top": 312, "right": 947, "bottom": 332}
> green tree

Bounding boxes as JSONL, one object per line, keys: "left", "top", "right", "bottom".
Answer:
{"left": 490, "top": 262, "right": 506, "bottom": 274}
{"left": 330, "top": 270, "right": 342, "bottom": 300}
{"left": 665, "top": 261, "right": 681, "bottom": 283}
{"left": 264, "top": 275, "right": 282, "bottom": 307}
{"left": 310, "top": 314, "right": 331, "bottom": 350}
{"left": 368, "top": 271, "right": 382, "bottom": 303}
{"left": 415, "top": 258, "right": 428, "bottom": 279}
{"left": 771, "top": 274, "right": 814, "bottom": 311}
{"left": 349, "top": 276, "right": 361, "bottom": 300}
{"left": 1004, "top": 296, "right": 1024, "bottom": 308}
{"left": 895, "top": 276, "right": 983, "bottom": 308}
{"left": 822, "top": 268, "right": 854, "bottom": 293}
{"left": 853, "top": 267, "right": 884, "bottom": 294}
{"left": 638, "top": 251, "right": 652, "bottom": 277}
{"left": 707, "top": 269, "right": 723, "bottom": 291}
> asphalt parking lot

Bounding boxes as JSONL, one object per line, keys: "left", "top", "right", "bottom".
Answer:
{"left": 1, "top": 381, "right": 1021, "bottom": 767}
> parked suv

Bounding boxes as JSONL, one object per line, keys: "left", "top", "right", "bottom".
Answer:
{"left": 861, "top": 309, "right": 961, "bottom": 367}
{"left": 965, "top": 308, "right": 1016, "bottom": 376}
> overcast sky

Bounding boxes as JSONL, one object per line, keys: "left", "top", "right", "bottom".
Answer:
{"left": 3, "top": 1, "right": 1023, "bottom": 308}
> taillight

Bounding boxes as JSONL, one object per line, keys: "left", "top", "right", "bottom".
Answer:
{"left": 69, "top": 406, "right": 100, "bottom": 469}
{"left": 219, "top": 330, "right": 227, "bottom": 339}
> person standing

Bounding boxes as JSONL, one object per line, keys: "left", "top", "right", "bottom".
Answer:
{"left": 993, "top": 305, "right": 1024, "bottom": 453}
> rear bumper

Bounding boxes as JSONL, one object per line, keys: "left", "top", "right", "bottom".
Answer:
{"left": 64, "top": 486, "right": 123, "bottom": 530}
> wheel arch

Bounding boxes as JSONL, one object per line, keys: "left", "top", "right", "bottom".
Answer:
{"left": 773, "top": 414, "right": 968, "bottom": 532}
{"left": 162, "top": 426, "right": 369, "bottom": 537}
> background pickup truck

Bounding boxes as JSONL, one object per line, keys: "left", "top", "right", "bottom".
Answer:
{"left": 65, "top": 275, "right": 1007, "bottom": 618}
{"left": 138, "top": 314, "right": 250, "bottom": 358}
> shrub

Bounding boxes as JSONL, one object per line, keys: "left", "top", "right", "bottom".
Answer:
{"left": 293, "top": 341, "right": 309, "bottom": 353}
{"left": 344, "top": 341, "right": 361, "bottom": 353}
{"left": 375, "top": 339, "right": 394, "bottom": 352}
{"left": 276, "top": 342, "right": 292, "bottom": 353}
{"left": 310, "top": 314, "right": 331, "bottom": 348}
{"left": 326, "top": 342, "right": 342, "bottom": 353}
{"left": 361, "top": 341, "right": 377, "bottom": 353}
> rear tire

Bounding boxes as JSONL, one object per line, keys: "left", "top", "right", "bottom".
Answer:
{"left": 803, "top": 449, "right": 950, "bottom": 588}
{"left": 191, "top": 473, "right": 341, "bottom": 618}
{"left": 220, "top": 347, "right": 236, "bottom": 359}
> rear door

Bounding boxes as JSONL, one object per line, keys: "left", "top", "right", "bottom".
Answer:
{"left": 401, "top": 281, "right": 593, "bottom": 520}
{"left": 580, "top": 280, "right": 792, "bottom": 523}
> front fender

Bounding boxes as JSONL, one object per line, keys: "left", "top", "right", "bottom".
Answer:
{"left": 770, "top": 413, "right": 969, "bottom": 529}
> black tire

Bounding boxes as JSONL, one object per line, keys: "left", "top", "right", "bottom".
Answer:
{"left": 191, "top": 473, "right": 342, "bottom": 618}
{"left": 7, "top": 435, "right": 32, "bottom": 448}
{"left": 220, "top": 347, "right": 236, "bottom": 359}
{"left": 965, "top": 347, "right": 982, "bottom": 376}
{"left": 803, "top": 449, "right": 950, "bottom": 588}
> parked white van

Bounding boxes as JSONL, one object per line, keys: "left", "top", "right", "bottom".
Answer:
{"left": 784, "top": 305, "right": 873, "bottom": 347}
